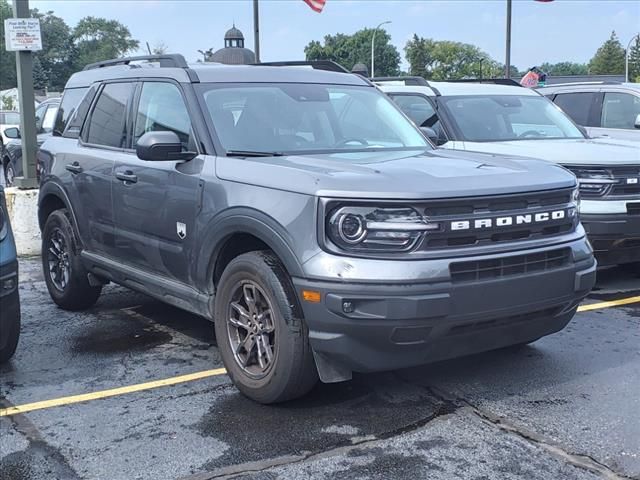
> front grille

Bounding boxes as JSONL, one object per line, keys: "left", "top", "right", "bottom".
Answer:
{"left": 445, "top": 306, "right": 564, "bottom": 337}
{"left": 571, "top": 165, "right": 640, "bottom": 199}
{"left": 450, "top": 248, "right": 571, "bottom": 283}
{"left": 416, "top": 188, "right": 576, "bottom": 250}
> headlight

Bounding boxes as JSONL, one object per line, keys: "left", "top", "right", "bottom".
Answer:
{"left": 569, "top": 167, "right": 616, "bottom": 198}
{"left": 571, "top": 186, "right": 581, "bottom": 209}
{"left": 327, "top": 205, "right": 441, "bottom": 252}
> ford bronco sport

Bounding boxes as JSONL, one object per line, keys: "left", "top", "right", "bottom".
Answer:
{"left": 38, "top": 56, "right": 595, "bottom": 403}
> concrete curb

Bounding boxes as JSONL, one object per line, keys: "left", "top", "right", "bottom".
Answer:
{"left": 5, "top": 187, "right": 41, "bottom": 256}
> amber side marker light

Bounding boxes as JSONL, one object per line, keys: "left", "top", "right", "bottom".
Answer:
{"left": 302, "top": 290, "right": 322, "bottom": 303}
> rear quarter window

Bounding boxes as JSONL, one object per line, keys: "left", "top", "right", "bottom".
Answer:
{"left": 54, "top": 87, "right": 89, "bottom": 136}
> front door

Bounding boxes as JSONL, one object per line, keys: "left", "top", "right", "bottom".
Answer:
{"left": 112, "top": 81, "right": 202, "bottom": 284}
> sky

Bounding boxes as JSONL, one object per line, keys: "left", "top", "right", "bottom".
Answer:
{"left": 29, "top": 0, "right": 640, "bottom": 70}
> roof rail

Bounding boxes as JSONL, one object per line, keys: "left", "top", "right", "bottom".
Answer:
{"left": 446, "top": 78, "right": 522, "bottom": 87}
{"left": 537, "top": 80, "right": 622, "bottom": 88}
{"left": 254, "top": 60, "right": 350, "bottom": 74}
{"left": 83, "top": 54, "right": 189, "bottom": 71}
{"left": 372, "top": 76, "right": 429, "bottom": 86}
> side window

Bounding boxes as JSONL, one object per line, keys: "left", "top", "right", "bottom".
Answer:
{"left": 41, "top": 105, "right": 58, "bottom": 134}
{"left": 601, "top": 92, "right": 640, "bottom": 130}
{"left": 390, "top": 94, "right": 445, "bottom": 141}
{"left": 553, "top": 92, "right": 597, "bottom": 126}
{"left": 134, "top": 82, "right": 193, "bottom": 150}
{"left": 86, "top": 82, "right": 134, "bottom": 148}
{"left": 34, "top": 104, "right": 47, "bottom": 132}
{"left": 64, "top": 86, "right": 97, "bottom": 139}
{"left": 54, "top": 87, "right": 89, "bottom": 136}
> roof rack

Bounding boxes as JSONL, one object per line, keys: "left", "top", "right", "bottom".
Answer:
{"left": 254, "top": 60, "right": 350, "bottom": 74}
{"left": 83, "top": 54, "right": 189, "bottom": 71}
{"left": 446, "top": 78, "right": 522, "bottom": 87}
{"left": 537, "top": 80, "right": 622, "bottom": 88}
{"left": 372, "top": 76, "right": 441, "bottom": 96}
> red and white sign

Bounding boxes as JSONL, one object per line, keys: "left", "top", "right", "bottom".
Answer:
{"left": 4, "top": 18, "right": 42, "bottom": 51}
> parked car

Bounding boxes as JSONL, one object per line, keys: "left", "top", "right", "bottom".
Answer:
{"left": 538, "top": 82, "right": 640, "bottom": 141}
{"left": 38, "top": 55, "right": 595, "bottom": 403}
{"left": 0, "top": 185, "right": 20, "bottom": 362}
{"left": 2, "top": 98, "right": 60, "bottom": 186}
{"left": 0, "top": 110, "right": 20, "bottom": 149}
{"left": 380, "top": 78, "right": 640, "bottom": 266}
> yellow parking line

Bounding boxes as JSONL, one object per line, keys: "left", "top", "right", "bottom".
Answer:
{"left": 0, "top": 368, "right": 227, "bottom": 417}
{"left": 577, "top": 295, "right": 640, "bottom": 312}
{"left": 1, "top": 295, "right": 638, "bottom": 418}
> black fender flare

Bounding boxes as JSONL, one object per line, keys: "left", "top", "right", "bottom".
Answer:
{"left": 195, "top": 208, "right": 305, "bottom": 293}
{"left": 38, "top": 181, "right": 83, "bottom": 247}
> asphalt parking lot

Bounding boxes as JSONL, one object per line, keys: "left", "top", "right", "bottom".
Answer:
{"left": 1, "top": 258, "right": 638, "bottom": 480}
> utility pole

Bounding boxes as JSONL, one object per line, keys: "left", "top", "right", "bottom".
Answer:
{"left": 625, "top": 33, "right": 639, "bottom": 83}
{"left": 371, "top": 20, "right": 391, "bottom": 78}
{"left": 505, "top": 0, "right": 512, "bottom": 79}
{"left": 253, "top": 0, "right": 260, "bottom": 63}
{"left": 11, "top": 0, "right": 39, "bottom": 189}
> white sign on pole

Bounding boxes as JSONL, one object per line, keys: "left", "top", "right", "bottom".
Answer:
{"left": 4, "top": 18, "right": 42, "bottom": 52}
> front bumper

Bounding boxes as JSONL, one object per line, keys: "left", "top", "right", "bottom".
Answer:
{"left": 294, "top": 237, "right": 596, "bottom": 379}
{"left": 582, "top": 212, "right": 640, "bottom": 266}
{"left": 0, "top": 259, "right": 20, "bottom": 353}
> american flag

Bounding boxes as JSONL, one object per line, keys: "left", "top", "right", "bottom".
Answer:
{"left": 303, "top": 0, "right": 326, "bottom": 13}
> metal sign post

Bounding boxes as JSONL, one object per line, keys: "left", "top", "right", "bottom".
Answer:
{"left": 5, "top": 0, "right": 40, "bottom": 189}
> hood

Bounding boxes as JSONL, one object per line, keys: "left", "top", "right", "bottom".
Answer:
{"left": 216, "top": 148, "right": 576, "bottom": 199}
{"left": 459, "top": 138, "right": 640, "bottom": 166}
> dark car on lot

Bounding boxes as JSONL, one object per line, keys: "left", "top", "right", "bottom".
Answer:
{"left": 2, "top": 98, "right": 60, "bottom": 186}
{"left": 37, "top": 55, "right": 595, "bottom": 403}
{"left": 0, "top": 185, "right": 21, "bottom": 362}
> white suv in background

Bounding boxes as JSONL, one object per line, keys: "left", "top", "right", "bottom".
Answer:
{"left": 539, "top": 82, "right": 640, "bottom": 141}
{"left": 379, "top": 78, "right": 640, "bottom": 266}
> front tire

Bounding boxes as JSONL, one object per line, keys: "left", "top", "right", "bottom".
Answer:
{"left": 0, "top": 306, "right": 20, "bottom": 363}
{"left": 214, "top": 251, "right": 318, "bottom": 404}
{"left": 4, "top": 161, "right": 15, "bottom": 187}
{"left": 42, "top": 209, "right": 102, "bottom": 310}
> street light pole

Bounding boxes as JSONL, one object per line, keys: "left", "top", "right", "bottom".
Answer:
{"left": 371, "top": 20, "right": 391, "bottom": 78}
{"left": 253, "top": 0, "right": 261, "bottom": 63}
{"left": 505, "top": 0, "right": 512, "bottom": 79}
{"left": 625, "top": 33, "right": 639, "bottom": 82}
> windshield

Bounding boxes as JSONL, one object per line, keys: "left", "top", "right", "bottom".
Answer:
{"left": 198, "top": 83, "right": 430, "bottom": 154}
{"left": 440, "top": 95, "right": 585, "bottom": 142}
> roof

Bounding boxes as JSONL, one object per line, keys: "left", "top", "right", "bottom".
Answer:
{"left": 65, "top": 62, "right": 371, "bottom": 89}
{"left": 209, "top": 47, "right": 255, "bottom": 65}
{"left": 537, "top": 82, "right": 640, "bottom": 94}
{"left": 378, "top": 81, "right": 540, "bottom": 97}
{"left": 224, "top": 26, "right": 244, "bottom": 40}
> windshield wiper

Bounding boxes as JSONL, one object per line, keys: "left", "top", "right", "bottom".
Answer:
{"left": 225, "top": 150, "right": 284, "bottom": 158}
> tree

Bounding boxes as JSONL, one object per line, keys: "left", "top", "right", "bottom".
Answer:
{"left": 628, "top": 35, "right": 640, "bottom": 82}
{"left": 32, "top": 56, "right": 50, "bottom": 91}
{"left": 72, "top": 16, "right": 139, "bottom": 70}
{"left": 405, "top": 35, "right": 498, "bottom": 80}
{"left": 151, "top": 41, "right": 169, "bottom": 55}
{"left": 539, "top": 61, "right": 588, "bottom": 76}
{"left": 588, "top": 31, "right": 625, "bottom": 75}
{"left": 32, "top": 9, "right": 74, "bottom": 92}
{"left": 305, "top": 28, "right": 400, "bottom": 76}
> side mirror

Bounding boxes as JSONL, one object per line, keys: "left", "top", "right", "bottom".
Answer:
{"left": 4, "top": 127, "right": 20, "bottom": 139}
{"left": 634, "top": 114, "right": 640, "bottom": 130}
{"left": 135, "top": 131, "right": 197, "bottom": 162}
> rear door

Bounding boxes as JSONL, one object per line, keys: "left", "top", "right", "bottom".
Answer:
{"left": 551, "top": 91, "right": 602, "bottom": 137}
{"left": 112, "top": 80, "right": 202, "bottom": 284}
{"left": 596, "top": 91, "right": 640, "bottom": 140}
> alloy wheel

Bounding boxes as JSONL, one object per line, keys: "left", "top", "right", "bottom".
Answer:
{"left": 47, "top": 228, "right": 70, "bottom": 291}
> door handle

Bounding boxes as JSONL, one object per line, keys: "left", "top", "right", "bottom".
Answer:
{"left": 65, "top": 162, "right": 83, "bottom": 174}
{"left": 115, "top": 171, "right": 138, "bottom": 184}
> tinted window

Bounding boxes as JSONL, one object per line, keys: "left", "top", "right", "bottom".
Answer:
{"left": 553, "top": 92, "right": 597, "bottom": 126}
{"left": 390, "top": 94, "right": 446, "bottom": 142}
{"left": 200, "top": 83, "right": 428, "bottom": 154}
{"left": 54, "top": 88, "right": 88, "bottom": 135}
{"left": 440, "top": 95, "right": 584, "bottom": 142}
{"left": 65, "top": 86, "right": 97, "bottom": 139}
{"left": 134, "top": 82, "right": 192, "bottom": 150}
{"left": 601, "top": 92, "right": 640, "bottom": 129}
{"left": 41, "top": 105, "right": 57, "bottom": 134}
{"left": 86, "top": 83, "right": 134, "bottom": 148}
{"left": 34, "top": 104, "right": 47, "bottom": 132}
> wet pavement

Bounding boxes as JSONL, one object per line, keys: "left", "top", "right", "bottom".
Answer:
{"left": 0, "top": 258, "right": 638, "bottom": 480}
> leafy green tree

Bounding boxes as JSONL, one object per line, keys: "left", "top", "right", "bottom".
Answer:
{"left": 539, "top": 61, "right": 588, "bottom": 76}
{"left": 404, "top": 35, "right": 498, "bottom": 80}
{"left": 0, "top": 0, "right": 17, "bottom": 90}
{"left": 588, "top": 31, "right": 625, "bottom": 74}
{"left": 628, "top": 35, "right": 640, "bottom": 82}
{"left": 72, "top": 16, "right": 139, "bottom": 70}
{"left": 32, "top": 56, "right": 50, "bottom": 91}
{"left": 305, "top": 28, "right": 400, "bottom": 76}
{"left": 32, "top": 9, "right": 74, "bottom": 92}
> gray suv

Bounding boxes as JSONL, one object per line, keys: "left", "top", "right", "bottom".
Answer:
{"left": 38, "top": 55, "right": 596, "bottom": 403}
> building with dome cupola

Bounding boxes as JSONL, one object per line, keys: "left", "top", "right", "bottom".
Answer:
{"left": 209, "top": 25, "right": 256, "bottom": 65}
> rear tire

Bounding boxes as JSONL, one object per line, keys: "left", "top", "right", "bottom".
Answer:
{"left": 42, "top": 209, "right": 101, "bottom": 310}
{"left": 0, "top": 307, "right": 20, "bottom": 363}
{"left": 4, "top": 161, "right": 15, "bottom": 187}
{"left": 214, "top": 251, "right": 318, "bottom": 404}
